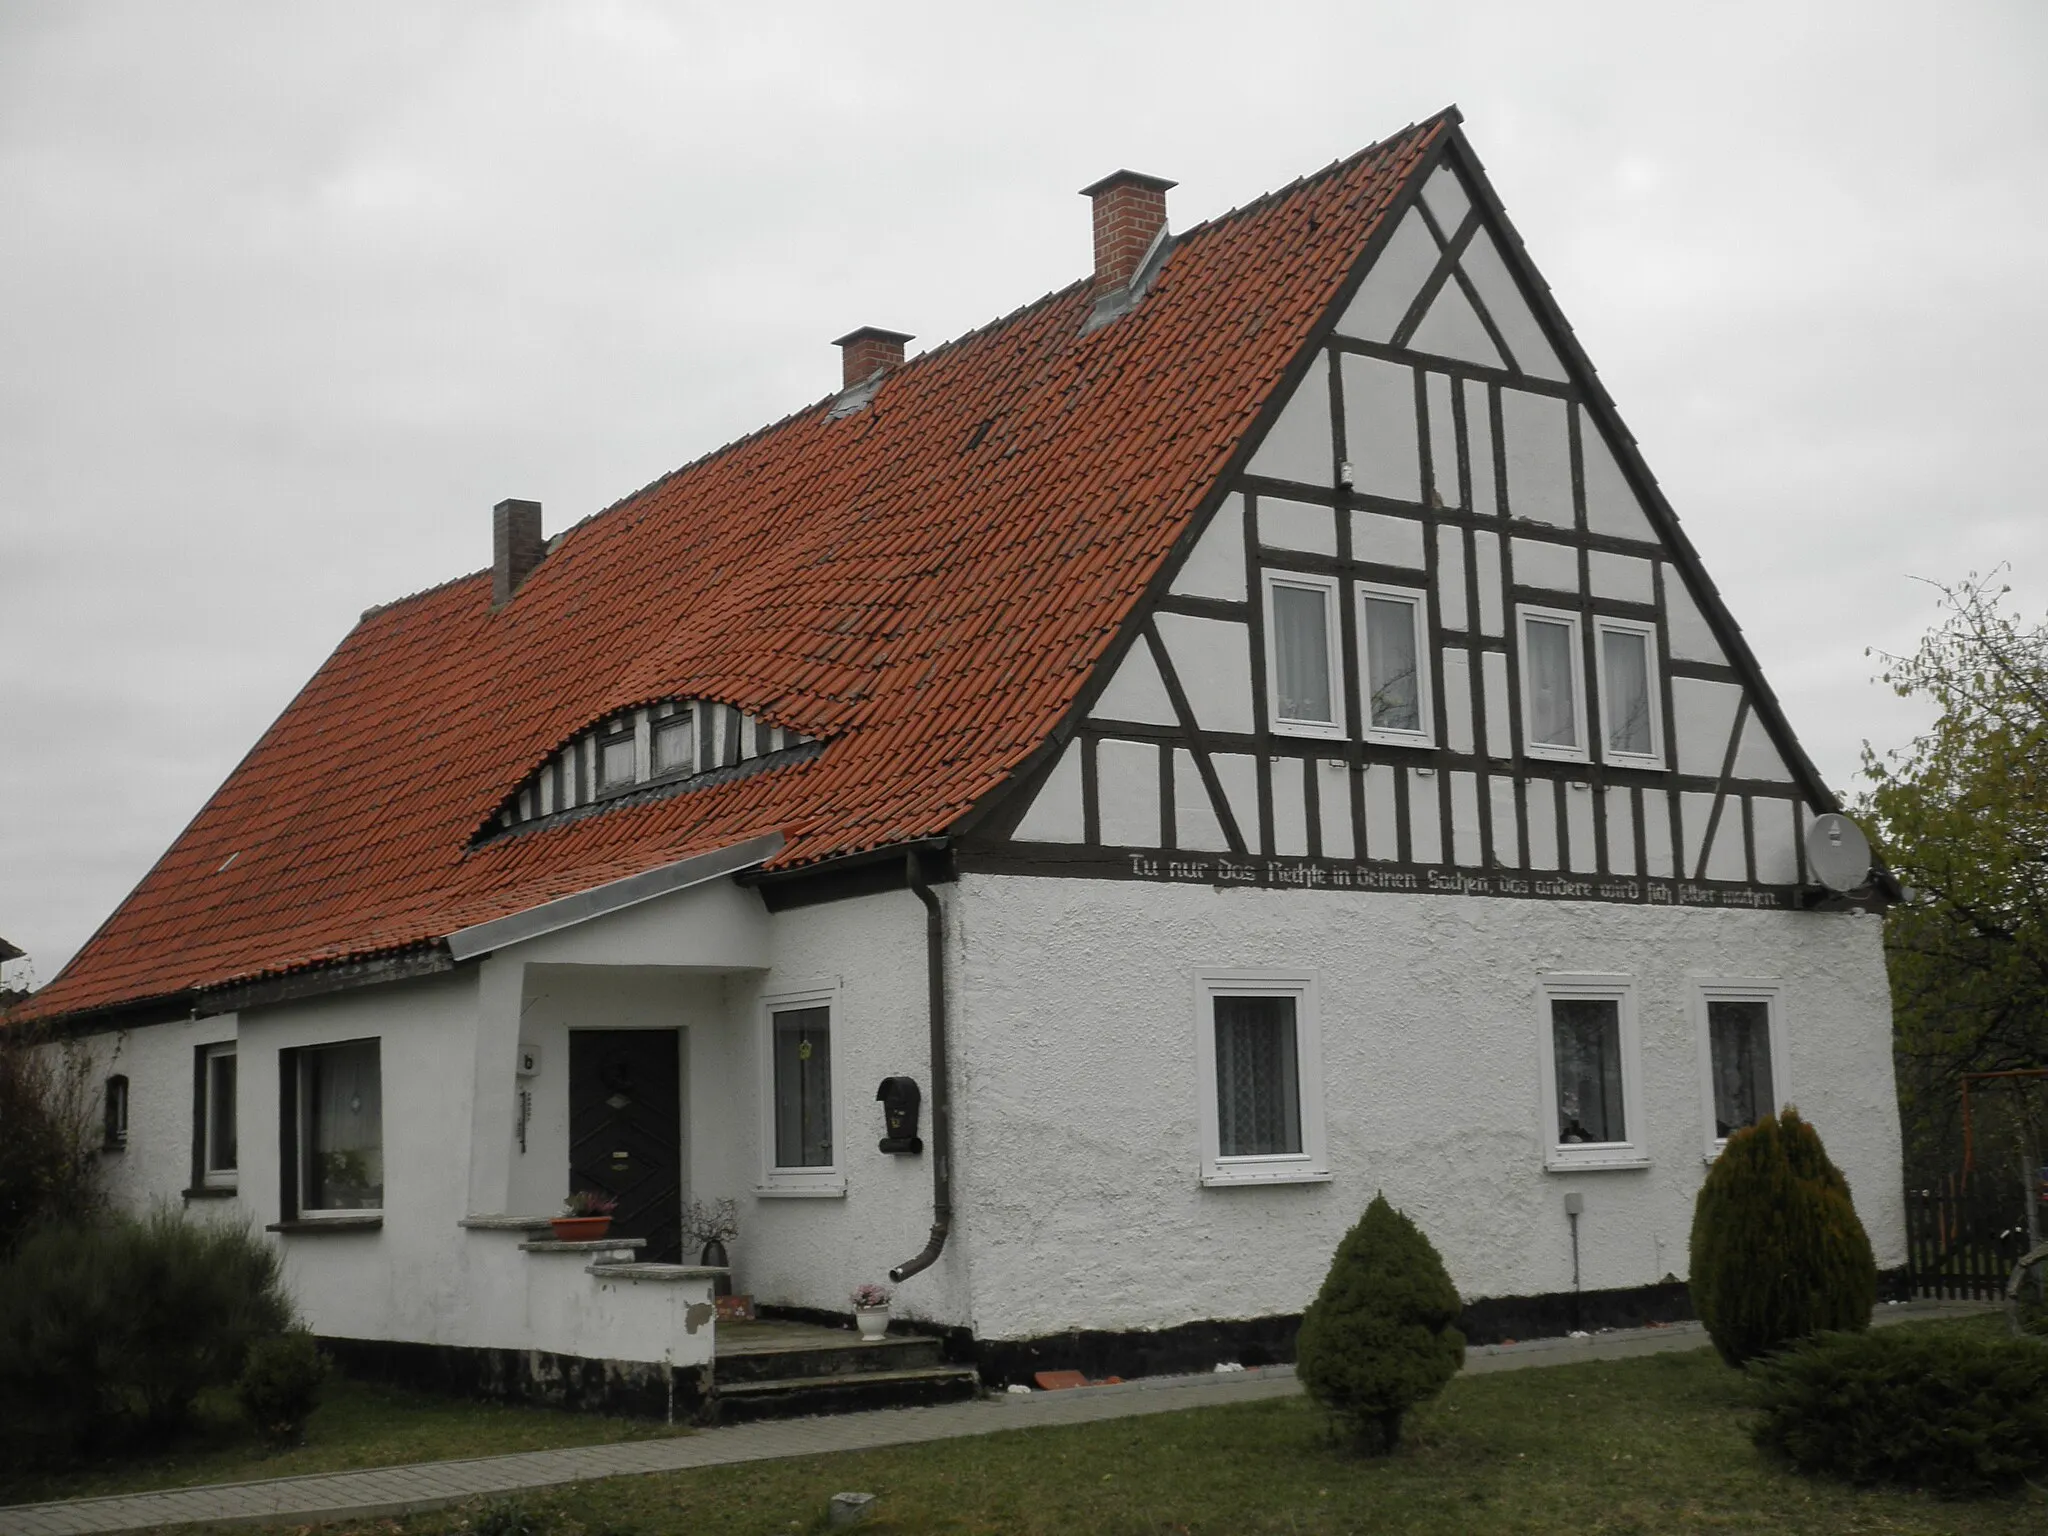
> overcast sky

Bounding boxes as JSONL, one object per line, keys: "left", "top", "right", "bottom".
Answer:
{"left": 2, "top": 0, "right": 2041, "bottom": 988}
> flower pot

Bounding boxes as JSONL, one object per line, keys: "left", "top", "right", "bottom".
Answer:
{"left": 550, "top": 1216, "right": 612, "bottom": 1242}
{"left": 700, "top": 1238, "right": 733, "bottom": 1298}
{"left": 855, "top": 1305, "right": 890, "bottom": 1341}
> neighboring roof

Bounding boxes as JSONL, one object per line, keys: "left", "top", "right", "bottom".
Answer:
{"left": 22, "top": 112, "right": 1452, "bottom": 1024}
{"left": 0, "top": 937, "right": 22, "bottom": 965}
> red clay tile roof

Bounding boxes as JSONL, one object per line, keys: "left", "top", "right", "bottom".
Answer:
{"left": 24, "top": 112, "right": 1453, "bottom": 1023}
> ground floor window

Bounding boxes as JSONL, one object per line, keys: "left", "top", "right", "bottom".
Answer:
{"left": 1195, "top": 970, "right": 1328, "bottom": 1185}
{"left": 194, "top": 1041, "right": 237, "bottom": 1189}
{"left": 1694, "top": 980, "right": 1785, "bottom": 1154}
{"left": 1538, "top": 975, "right": 1645, "bottom": 1169}
{"left": 759, "top": 986, "right": 841, "bottom": 1193}
{"left": 103, "top": 1074, "right": 128, "bottom": 1151}
{"left": 292, "top": 1038, "right": 383, "bottom": 1215}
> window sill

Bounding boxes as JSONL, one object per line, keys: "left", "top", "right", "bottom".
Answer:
{"left": 753, "top": 1183, "right": 847, "bottom": 1199}
{"left": 1524, "top": 746, "right": 1592, "bottom": 765}
{"left": 183, "top": 1184, "right": 237, "bottom": 1200}
{"left": 1201, "top": 1168, "right": 1333, "bottom": 1188}
{"left": 266, "top": 1216, "right": 383, "bottom": 1234}
{"left": 1269, "top": 720, "right": 1347, "bottom": 742}
{"left": 1543, "top": 1153, "right": 1651, "bottom": 1173}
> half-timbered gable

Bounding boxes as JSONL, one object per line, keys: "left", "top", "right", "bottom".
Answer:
{"left": 979, "top": 140, "right": 1826, "bottom": 916}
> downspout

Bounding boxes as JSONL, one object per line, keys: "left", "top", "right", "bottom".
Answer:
{"left": 890, "top": 848, "right": 953, "bottom": 1283}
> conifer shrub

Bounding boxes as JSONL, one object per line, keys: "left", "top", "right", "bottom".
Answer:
{"left": 1295, "top": 1192, "right": 1465, "bottom": 1453}
{"left": 0, "top": 1211, "right": 294, "bottom": 1461}
{"left": 237, "top": 1329, "right": 330, "bottom": 1448}
{"left": 1689, "top": 1109, "right": 1876, "bottom": 1367}
{"left": 1752, "top": 1327, "right": 2048, "bottom": 1495}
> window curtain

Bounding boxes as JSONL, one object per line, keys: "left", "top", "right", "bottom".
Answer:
{"left": 1271, "top": 585, "right": 1333, "bottom": 724}
{"left": 654, "top": 713, "right": 695, "bottom": 775}
{"left": 773, "top": 1006, "right": 833, "bottom": 1168}
{"left": 1214, "top": 996, "right": 1302, "bottom": 1157}
{"left": 1551, "top": 999, "right": 1624, "bottom": 1143}
{"left": 1708, "top": 1000, "right": 1774, "bottom": 1137}
{"left": 1364, "top": 596, "right": 1421, "bottom": 731}
{"left": 305, "top": 1039, "right": 382, "bottom": 1210}
{"left": 1602, "top": 629, "right": 1652, "bottom": 755}
{"left": 1525, "top": 619, "right": 1578, "bottom": 747}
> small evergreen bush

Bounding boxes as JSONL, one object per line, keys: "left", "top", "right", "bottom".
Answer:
{"left": 237, "top": 1329, "right": 329, "bottom": 1448}
{"left": 1296, "top": 1192, "right": 1464, "bottom": 1453}
{"left": 0, "top": 1211, "right": 294, "bottom": 1461}
{"left": 1752, "top": 1327, "right": 2048, "bottom": 1495}
{"left": 1689, "top": 1109, "right": 1876, "bottom": 1366}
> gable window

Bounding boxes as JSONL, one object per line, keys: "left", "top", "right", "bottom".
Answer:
{"left": 1195, "top": 970, "right": 1329, "bottom": 1185}
{"left": 1264, "top": 572, "right": 1344, "bottom": 738}
{"left": 1359, "top": 583, "right": 1433, "bottom": 745}
{"left": 1595, "top": 617, "right": 1661, "bottom": 764}
{"left": 1693, "top": 980, "right": 1786, "bottom": 1154}
{"left": 598, "top": 724, "right": 637, "bottom": 790}
{"left": 759, "top": 986, "right": 843, "bottom": 1194}
{"left": 1536, "top": 975, "right": 1646, "bottom": 1169}
{"left": 292, "top": 1039, "right": 383, "bottom": 1215}
{"left": 653, "top": 710, "right": 696, "bottom": 776}
{"left": 1518, "top": 606, "right": 1587, "bottom": 761}
{"left": 194, "top": 1042, "right": 237, "bottom": 1189}
{"left": 103, "top": 1074, "right": 128, "bottom": 1152}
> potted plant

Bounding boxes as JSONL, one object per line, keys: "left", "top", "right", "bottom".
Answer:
{"left": 551, "top": 1189, "right": 617, "bottom": 1242}
{"left": 852, "top": 1282, "right": 893, "bottom": 1341}
{"left": 683, "top": 1197, "right": 740, "bottom": 1297}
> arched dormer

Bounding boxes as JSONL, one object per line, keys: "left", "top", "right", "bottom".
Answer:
{"left": 476, "top": 698, "right": 819, "bottom": 844}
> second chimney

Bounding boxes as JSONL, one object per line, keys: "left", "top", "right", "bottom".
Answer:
{"left": 492, "top": 498, "right": 544, "bottom": 607}
{"left": 1080, "top": 170, "right": 1176, "bottom": 292}
{"left": 834, "top": 327, "right": 914, "bottom": 389}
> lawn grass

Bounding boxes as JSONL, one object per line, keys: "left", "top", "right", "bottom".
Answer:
{"left": 178, "top": 1320, "right": 2041, "bottom": 1536}
{"left": 0, "top": 1373, "right": 687, "bottom": 1506}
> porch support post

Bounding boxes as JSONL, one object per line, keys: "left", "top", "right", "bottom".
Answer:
{"left": 465, "top": 954, "right": 528, "bottom": 1217}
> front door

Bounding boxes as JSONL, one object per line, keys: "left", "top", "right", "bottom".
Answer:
{"left": 568, "top": 1030, "right": 682, "bottom": 1262}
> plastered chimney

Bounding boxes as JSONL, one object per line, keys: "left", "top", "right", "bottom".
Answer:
{"left": 1080, "top": 170, "right": 1176, "bottom": 292}
{"left": 492, "top": 498, "right": 544, "bottom": 607}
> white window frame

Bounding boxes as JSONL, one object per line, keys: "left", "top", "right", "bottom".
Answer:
{"left": 293, "top": 1037, "right": 383, "bottom": 1218}
{"left": 1691, "top": 978, "right": 1788, "bottom": 1160}
{"left": 201, "top": 1041, "right": 237, "bottom": 1188}
{"left": 1517, "top": 605, "right": 1590, "bottom": 763}
{"left": 1194, "top": 969, "right": 1330, "bottom": 1187}
{"left": 756, "top": 981, "right": 846, "bottom": 1198}
{"left": 1593, "top": 615, "right": 1663, "bottom": 767}
{"left": 1262, "top": 570, "right": 1346, "bottom": 741}
{"left": 1357, "top": 581, "right": 1435, "bottom": 747}
{"left": 1535, "top": 974, "right": 1648, "bottom": 1171}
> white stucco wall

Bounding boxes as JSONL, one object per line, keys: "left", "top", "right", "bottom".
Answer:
{"left": 949, "top": 873, "right": 1902, "bottom": 1342}
{"left": 61, "top": 1015, "right": 245, "bottom": 1219}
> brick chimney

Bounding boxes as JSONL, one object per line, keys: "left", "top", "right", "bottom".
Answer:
{"left": 492, "top": 498, "right": 544, "bottom": 607}
{"left": 1080, "top": 170, "right": 1176, "bottom": 292}
{"left": 833, "top": 327, "right": 914, "bottom": 389}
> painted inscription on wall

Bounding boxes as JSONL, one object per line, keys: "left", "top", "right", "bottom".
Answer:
{"left": 1122, "top": 851, "right": 1793, "bottom": 909}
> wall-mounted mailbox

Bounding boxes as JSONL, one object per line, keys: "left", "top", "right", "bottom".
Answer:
{"left": 875, "top": 1076, "right": 923, "bottom": 1154}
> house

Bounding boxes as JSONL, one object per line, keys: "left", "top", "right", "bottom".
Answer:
{"left": 16, "top": 108, "right": 1903, "bottom": 1408}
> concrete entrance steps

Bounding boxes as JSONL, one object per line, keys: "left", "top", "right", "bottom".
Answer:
{"left": 714, "top": 1318, "right": 980, "bottom": 1422}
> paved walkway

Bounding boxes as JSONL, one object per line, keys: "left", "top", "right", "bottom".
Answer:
{"left": 0, "top": 1301, "right": 1988, "bottom": 1536}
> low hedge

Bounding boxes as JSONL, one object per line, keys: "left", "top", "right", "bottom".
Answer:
{"left": 1751, "top": 1326, "right": 2048, "bottom": 1496}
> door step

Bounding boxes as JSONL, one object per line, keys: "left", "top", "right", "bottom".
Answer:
{"left": 712, "top": 1319, "right": 981, "bottom": 1421}
{"left": 714, "top": 1364, "right": 982, "bottom": 1423}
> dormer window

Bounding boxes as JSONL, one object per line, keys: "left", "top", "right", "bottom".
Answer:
{"left": 478, "top": 697, "right": 820, "bottom": 844}
{"left": 598, "top": 725, "right": 637, "bottom": 789}
{"left": 653, "top": 711, "right": 696, "bottom": 776}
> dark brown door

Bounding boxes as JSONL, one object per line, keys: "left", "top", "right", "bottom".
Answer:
{"left": 568, "top": 1030, "right": 682, "bottom": 1262}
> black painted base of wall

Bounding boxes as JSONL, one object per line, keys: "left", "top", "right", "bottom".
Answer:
{"left": 967, "top": 1280, "right": 1699, "bottom": 1387}
{"left": 319, "top": 1335, "right": 711, "bottom": 1422}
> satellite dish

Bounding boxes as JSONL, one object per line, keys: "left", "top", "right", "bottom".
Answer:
{"left": 1805, "top": 813, "right": 1872, "bottom": 894}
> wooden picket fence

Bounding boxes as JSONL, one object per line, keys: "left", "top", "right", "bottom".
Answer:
{"left": 1903, "top": 1177, "right": 2034, "bottom": 1300}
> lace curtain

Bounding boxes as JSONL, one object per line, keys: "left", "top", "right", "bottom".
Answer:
{"left": 1708, "top": 999, "right": 1773, "bottom": 1137}
{"left": 1602, "top": 628, "right": 1652, "bottom": 755}
{"left": 1363, "top": 595, "right": 1421, "bottom": 731}
{"left": 1214, "top": 996, "right": 1302, "bottom": 1157}
{"left": 1551, "top": 999, "right": 1624, "bottom": 1143}
{"left": 1525, "top": 618, "right": 1578, "bottom": 748}
{"left": 773, "top": 1006, "right": 833, "bottom": 1168}
{"left": 1270, "top": 584, "right": 1332, "bottom": 724}
{"left": 304, "top": 1039, "right": 382, "bottom": 1211}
